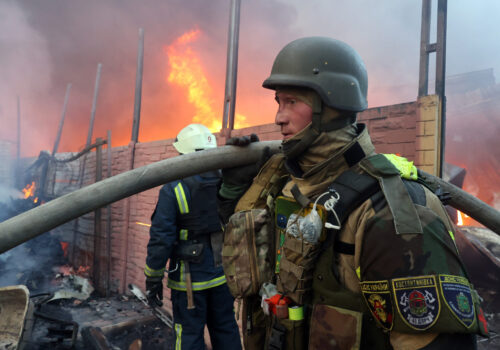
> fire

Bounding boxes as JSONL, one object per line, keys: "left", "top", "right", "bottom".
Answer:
{"left": 58, "top": 264, "right": 91, "bottom": 277}
{"left": 60, "top": 241, "right": 69, "bottom": 258}
{"left": 166, "top": 29, "right": 248, "bottom": 131}
{"left": 136, "top": 221, "right": 151, "bottom": 227}
{"left": 456, "top": 210, "right": 471, "bottom": 226}
{"left": 22, "top": 181, "right": 36, "bottom": 199}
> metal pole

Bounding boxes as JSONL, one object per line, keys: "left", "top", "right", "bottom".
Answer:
{"left": 16, "top": 96, "right": 21, "bottom": 188}
{"left": 436, "top": 0, "right": 448, "bottom": 178}
{"left": 418, "top": 0, "right": 432, "bottom": 97}
{"left": 221, "top": 0, "right": 241, "bottom": 136}
{"left": 93, "top": 138, "right": 103, "bottom": 292}
{"left": 106, "top": 130, "right": 112, "bottom": 296}
{"left": 86, "top": 63, "right": 103, "bottom": 147}
{"left": 16, "top": 96, "right": 20, "bottom": 162}
{"left": 131, "top": 28, "right": 144, "bottom": 143}
{"left": 52, "top": 84, "right": 72, "bottom": 156}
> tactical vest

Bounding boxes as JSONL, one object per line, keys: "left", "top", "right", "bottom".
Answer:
{"left": 176, "top": 171, "right": 222, "bottom": 240}
{"left": 230, "top": 153, "right": 487, "bottom": 350}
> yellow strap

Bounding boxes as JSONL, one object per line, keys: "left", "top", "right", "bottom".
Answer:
{"left": 382, "top": 154, "right": 418, "bottom": 180}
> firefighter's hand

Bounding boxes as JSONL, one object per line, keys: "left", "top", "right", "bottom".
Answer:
{"left": 145, "top": 277, "right": 163, "bottom": 307}
{"left": 220, "top": 134, "right": 271, "bottom": 199}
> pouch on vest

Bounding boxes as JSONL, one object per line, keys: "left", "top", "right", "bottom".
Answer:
{"left": 308, "top": 304, "right": 362, "bottom": 350}
{"left": 275, "top": 196, "right": 327, "bottom": 305}
{"left": 222, "top": 208, "right": 275, "bottom": 298}
{"left": 173, "top": 240, "right": 205, "bottom": 263}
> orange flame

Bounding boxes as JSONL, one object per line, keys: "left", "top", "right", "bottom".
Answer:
{"left": 166, "top": 29, "right": 248, "bottom": 131}
{"left": 22, "top": 181, "right": 36, "bottom": 199}
{"left": 57, "top": 264, "right": 90, "bottom": 277}
{"left": 457, "top": 210, "right": 471, "bottom": 226}
{"left": 60, "top": 241, "right": 69, "bottom": 258}
{"left": 457, "top": 211, "right": 464, "bottom": 226}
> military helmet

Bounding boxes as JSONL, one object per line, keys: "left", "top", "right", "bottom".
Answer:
{"left": 263, "top": 37, "right": 368, "bottom": 112}
{"left": 173, "top": 123, "right": 217, "bottom": 154}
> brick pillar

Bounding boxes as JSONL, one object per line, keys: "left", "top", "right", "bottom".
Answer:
{"left": 415, "top": 95, "right": 442, "bottom": 175}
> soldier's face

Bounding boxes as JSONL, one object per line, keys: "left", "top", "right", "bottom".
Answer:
{"left": 274, "top": 92, "right": 313, "bottom": 140}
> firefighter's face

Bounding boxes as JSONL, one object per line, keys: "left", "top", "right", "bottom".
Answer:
{"left": 274, "top": 91, "right": 313, "bottom": 140}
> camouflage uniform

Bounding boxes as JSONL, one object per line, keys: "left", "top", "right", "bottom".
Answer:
{"left": 219, "top": 37, "right": 487, "bottom": 350}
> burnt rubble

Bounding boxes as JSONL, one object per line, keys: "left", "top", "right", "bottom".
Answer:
{"left": 21, "top": 294, "right": 174, "bottom": 350}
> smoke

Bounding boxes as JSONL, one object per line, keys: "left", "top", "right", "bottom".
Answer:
{"left": 1, "top": 0, "right": 499, "bottom": 157}
{"left": 0, "top": 184, "right": 22, "bottom": 204}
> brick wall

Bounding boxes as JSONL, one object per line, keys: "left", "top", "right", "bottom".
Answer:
{"left": 44, "top": 98, "right": 439, "bottom": 295}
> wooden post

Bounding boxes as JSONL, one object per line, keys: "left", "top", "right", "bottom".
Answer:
{"left": 72, "top": 63, "right": 103, "bottom": 265}
{"left": 93, "top": 138, "right": 103, "bottom": 293}
{"left": 52, "top": 84, "right": 72, "bottom": 156}
{"left": 122, "top": 28, "right": 145, "bottom": 292}
{"left": 106, "top": 130, "right": 112, "bottom": 296}
{"left": 86, "top": 64, "right": 103, "bottom": 147}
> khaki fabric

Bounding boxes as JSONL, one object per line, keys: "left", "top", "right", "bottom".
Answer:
{"left": 282, "top": 124, "right": 374, "bottom": 198}
{"left": 390, "top": 331, "right": 438, "bottom": 350}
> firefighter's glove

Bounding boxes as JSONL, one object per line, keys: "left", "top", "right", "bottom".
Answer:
{"left": 145, "top": 277, "right": 163, "bottom": 308}
{"left": 219, "top": 134, "right": 271, "bottom": 199}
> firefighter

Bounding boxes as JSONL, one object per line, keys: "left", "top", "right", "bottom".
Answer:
{"left": 218, "top": 37, "right": 487, "bottom": 349}
{"left": 145, "top": 123, "right": 242, "bottom": 350}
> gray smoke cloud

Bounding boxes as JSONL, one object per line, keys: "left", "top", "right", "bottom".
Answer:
{"left": 0, "top": 0, "right": 499, "bottom": 157}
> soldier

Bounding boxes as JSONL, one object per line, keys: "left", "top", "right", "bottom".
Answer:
{"left": 145, "top": 123, "right": 242, "bottom": 350}
{"left": 218, "top": 37, "right": 488, "bottom": 349}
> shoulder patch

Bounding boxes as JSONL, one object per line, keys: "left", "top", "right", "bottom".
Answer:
{"left": 438, "top": 274, "right": 475, "bottom": 328}
{"left": 392, "top": 275, "right": 440, "bottom": 330}
{"left": 360, "top": 280, "right": 394, "bottom": 331}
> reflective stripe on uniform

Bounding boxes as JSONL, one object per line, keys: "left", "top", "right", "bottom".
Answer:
{"left": 167, "top": 275, "right": 227, "bottom": 291}
{"left": 179, "top": 229, "right": 188, "bottom": 241}
{"left": 175, "top": 323, "right": 182, "bottom": 350}
{"left": 174, "top": 183, "right": 189, "bottom": 214}
{"left": 144, "top": 264, "right": 165, "bottom": 278}
{"left": 180, "top": 261, "right": 185, "bottom": 282}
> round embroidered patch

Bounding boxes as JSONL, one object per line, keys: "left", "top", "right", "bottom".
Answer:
{"left": 361, "top": 280, "right": 393, "bottom": 330}
{"left": 276, "top": 214, "right": 288, "bottom": 229}
{"left": 439, "top": 274, "right": 475, "bottom": 328}
{"left": 392, "top": 275, "right": 440, "bottom": 331}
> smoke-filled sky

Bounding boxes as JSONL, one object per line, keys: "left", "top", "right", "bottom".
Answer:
{"left": 1, "top": 0, "right": 500, "bottom": 157}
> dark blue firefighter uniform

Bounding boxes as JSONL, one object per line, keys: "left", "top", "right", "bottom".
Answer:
{"left": 145, "top": 171, "right": 242, "bottom": 350}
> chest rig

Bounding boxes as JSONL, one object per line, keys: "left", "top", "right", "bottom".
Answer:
{"left": 268, "top": 149, "right": 429, "bottom": 350}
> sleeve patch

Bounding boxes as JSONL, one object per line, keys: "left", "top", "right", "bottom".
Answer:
{"left": 439, "top": 274, "right": 475, "bottom": 328}
{"left": 392, "top": 275, "right": 440, "bottom": 331}
{"left": 360, "top": 280, "right": 394, "bottom": 331}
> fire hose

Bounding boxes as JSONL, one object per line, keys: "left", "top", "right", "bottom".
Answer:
{"left": 0, "top": 141, "right": 499, "bottom": 254}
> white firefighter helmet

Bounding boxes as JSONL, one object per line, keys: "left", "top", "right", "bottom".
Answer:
{"left": 173, "top": 123, "right": 217, "bottom": 154}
